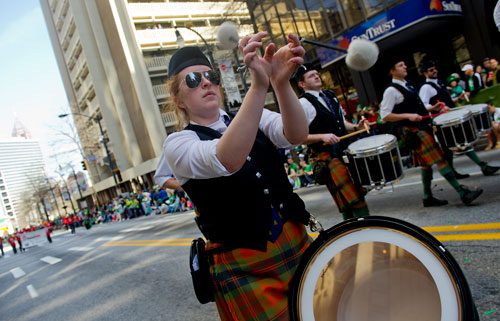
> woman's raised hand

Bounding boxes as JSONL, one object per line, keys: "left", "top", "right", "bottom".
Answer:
{"left": 269, "top": 34, "right": 305, "bottom": 85}
{"left": 239, "top": 32, "right": 273, "bottom": 90}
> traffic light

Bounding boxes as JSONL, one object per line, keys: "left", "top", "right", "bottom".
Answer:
{"left": 81, "top": 160, "right": 87, "bottom": 171}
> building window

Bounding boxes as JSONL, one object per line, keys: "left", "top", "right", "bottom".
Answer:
{"left": 3, "top": 199, "right": 9, "bottom": 204}
{"left": 1, "top": 192, "right": 7, "bottom": 197}
{"left": 0, "top": 186, "right": 4, "bottom": 191}
{"left": 339, "top": 0, "right": 364, "bottom": 28}
{"left": 6, "top": 205, "right": 11, "bottom": 210}
{"left": 361, "top": 0, "right": 385, "bottom": 17}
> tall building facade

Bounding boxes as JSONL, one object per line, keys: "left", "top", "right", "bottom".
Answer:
{"left": 247, "top": 0, "right": 499, "bottom": 117}
{"left": 0, "top": 138, "right": 46, "bottom": 230}
{"left": 40, "top": 0, "right": 253, "bottom": 204}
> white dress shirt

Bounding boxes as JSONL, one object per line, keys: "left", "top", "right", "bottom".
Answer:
{"left": 380, "top": 79, "right": 409, "bottom": 120}
{"left": 161, "top": 108, "right": 295, "bottom": 185}
{"left": 299, "top": 90, "right": 345, "bottom": 125}
{"left": 418, "top": 78, "right": 439, "bottom": 110}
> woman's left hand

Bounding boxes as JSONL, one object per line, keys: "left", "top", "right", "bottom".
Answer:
{"left": 270, "top": 34, "right": 305, "bottom": 85}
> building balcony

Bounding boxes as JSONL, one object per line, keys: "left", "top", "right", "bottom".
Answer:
{"left": 161, "top": 111, "right": 177, "bottom": 128}
{"left": 128, "top": 2, "right": 250, "bottom": 21}
{"left": 144, "top": 55, "right": 170, "bottom": 71}
{"left": 152, "top": 83, "right": 168, "bottom": 99}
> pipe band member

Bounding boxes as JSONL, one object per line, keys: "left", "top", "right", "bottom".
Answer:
{"left": 158, "top": 33, "right": 312, "bottom": 320}
{"left": 380, "top": 58, "right": 483, "bottom": 207}
{"left": 293, "top": 63, "right": 369, "bottom": 220}
{"left": 418, "top": 59, "right": 499, "bottom": 179}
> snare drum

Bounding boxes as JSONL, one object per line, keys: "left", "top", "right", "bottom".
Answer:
{"left": 289, "top": 216, "right": 478, "bottom": 321}
{"left": 345, "top": 134, "right": 403, "bottom": 189}
{"left": 433, "top": 109, "right": 478, "bottom": 151}
{"left": 462, "top": 104, "right": 492, "bottom": 133}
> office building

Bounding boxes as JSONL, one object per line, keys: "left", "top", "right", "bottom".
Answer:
{"left": 0, "top": 138, "right": 46, "bottom": 230}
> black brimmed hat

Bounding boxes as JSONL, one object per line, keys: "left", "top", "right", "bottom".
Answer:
{"left": 419, "top": 58, "right": 437, "bottom": 73}
{"left": 292, "top": 63, "right": 317, "bottom": 82}
{"left": 168, "top": 46, "right": 212, "bottom": 77}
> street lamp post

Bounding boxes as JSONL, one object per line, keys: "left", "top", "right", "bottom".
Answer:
{"left": 58, "top": 112, "right": 120, "bottom": 195}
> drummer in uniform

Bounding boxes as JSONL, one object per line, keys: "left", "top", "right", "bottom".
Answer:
{"left": 380, "top": 58, "right": 483, "bottom": 207}
{"left": 418, "top": 59, "right": 499, "bottom": 178}
{"left": 293, "top": 63, "right": 370, "bottom": 220}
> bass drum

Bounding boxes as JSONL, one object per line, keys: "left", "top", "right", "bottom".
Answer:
{"left": 289, "top": 216, "right": 478, "bottom": 321}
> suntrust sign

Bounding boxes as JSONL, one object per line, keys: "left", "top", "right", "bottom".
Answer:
{"left": 318, "top": 0, "right": 463, "bottom": 67}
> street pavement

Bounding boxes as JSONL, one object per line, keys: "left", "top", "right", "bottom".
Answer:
{"left": 0, "top": 148, "right": 498, "bottom": 321}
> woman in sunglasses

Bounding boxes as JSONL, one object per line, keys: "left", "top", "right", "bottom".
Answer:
{"left": 159, "top": 32, "right": 312, "bottom": 320}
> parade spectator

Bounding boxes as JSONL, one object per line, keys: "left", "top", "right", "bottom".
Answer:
{"left": 68, "top": 214, "right": 76, "bottom": 234}
{"left": 462, "top": 64, "right": 482, "bottom": 96}
{"left": 298, "top": 159, "right": 315, "bottom": 187}
{"left": 8, "top": 235, "right": 17, "bottom": 254}
{"left": 447, "top": 74, "right": 469, "bottom": 105}
{"left": 0, "top": 236, "right": 4, "bottom": 257}
{"left": 486, "top": 100, "right": 500, "bottom": 150}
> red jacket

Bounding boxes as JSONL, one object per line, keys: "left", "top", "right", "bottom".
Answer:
{"left": 8, "top": 236, "right": 16, "bottom": 246}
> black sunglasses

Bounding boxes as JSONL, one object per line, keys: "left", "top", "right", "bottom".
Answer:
{"left": 184, "top": 71, "right": 221, "bottom": 88}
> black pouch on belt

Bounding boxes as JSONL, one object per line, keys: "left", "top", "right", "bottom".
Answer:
{"left": 189, "top": 238, "right": 215, "bottom": 304}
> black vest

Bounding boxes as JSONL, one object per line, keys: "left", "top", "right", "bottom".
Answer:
{"left": 390, "top": 83, "right": 432, "bottom": 131}
{"left": 181, "top": 123, "right": 302, "bottom": 251}
{"left": 424, "top": 81, "right": 455, "bottom": 108}
{"left": 302, "top": 90, "right": 348, "bottom": 157}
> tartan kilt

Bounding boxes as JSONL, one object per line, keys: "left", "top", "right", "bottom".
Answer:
{"left": 406, "top": 127, "right": 445, "bottom": 168}
{"left": 208, "top": 221, "right": 311, "bottom": 321}
{"left": 316, "top": 153, "right": 366, "bottom": 213}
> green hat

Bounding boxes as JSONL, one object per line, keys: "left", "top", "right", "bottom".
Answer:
{"left": 446, "top": 74, "right": 459, "bottom": 85}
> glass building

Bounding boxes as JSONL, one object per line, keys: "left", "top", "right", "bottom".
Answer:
{"left": 246, "top": 0, "right": 499, "bottom": 119}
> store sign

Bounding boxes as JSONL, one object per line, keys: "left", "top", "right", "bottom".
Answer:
{"left": 318, "top": 0, "right": 463, "bottom": 67}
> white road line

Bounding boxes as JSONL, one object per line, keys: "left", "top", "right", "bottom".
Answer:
{"left": 68, "top": 247, "right": 93, "bottom": 252}
{"left": 40, "top": 256, "right": 62, "bottom": 265}
{"left": 27, "top": 285, "right": 39, "bottom": 298}
{"left": 10, "top": 267, "right": 26, "bottom": 279}
{"left": 95, "top": 236, "right": 124, "bottom": 241}
{"left": 120, "top": 225, "right": 154, "bottom": 233}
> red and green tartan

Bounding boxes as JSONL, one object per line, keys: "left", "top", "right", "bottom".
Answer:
{"left": 405, "top": 127, "right": 445, "bottom": 168}
{"left": 208, "top": 221, "right": 311, "bottom": 321}
{"left": 317, "top": 152, "right": 367, "bottom": 214}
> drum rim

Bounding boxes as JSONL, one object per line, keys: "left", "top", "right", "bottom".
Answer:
{"left": 289, "top": 216, "right": 475, "bottom": 321}
{"left": 433, "top": 110, "right": 472, "bottom": 125}
{"left": 346, "top": 134, "right": 398, "bottom": 156}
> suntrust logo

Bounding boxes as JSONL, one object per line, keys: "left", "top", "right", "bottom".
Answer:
{"left": 430, "top": 0, "right": 462, "bottom": 12}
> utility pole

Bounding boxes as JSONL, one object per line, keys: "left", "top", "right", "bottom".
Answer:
{"left": 71, "top": 167, "right": 83, "bottom": 211}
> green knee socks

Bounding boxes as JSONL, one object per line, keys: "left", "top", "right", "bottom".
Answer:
{"left": 421, "top": 168, "right": 433, "bottom": 199}
{"left": 465, "top": 151, "right": 487, "bottom": 169}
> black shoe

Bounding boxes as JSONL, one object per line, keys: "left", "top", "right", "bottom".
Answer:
{"left": 453, "top": 171, "right": 470, "bottom": 179}
{"left": 481, "top": 165, "right": 500, "bottom": 176}
{"left": 423, "top": 196, "right": 449, "bottom": 207}
{"left": 460, "top": 186, "right": 483, "bottom": 205}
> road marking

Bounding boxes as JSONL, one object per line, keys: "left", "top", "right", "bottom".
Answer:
{"left": 102, "top": 222, "right": 500, "bottom": 247}
{"left": 423, "top": 222, "right": 500, "bottom": 233}
{"left": 27, "top": 285, "right": 39, "bottom": 298}
{"left": 40, "top": 256, "right": 62, "bottom": 265}
{"left": 120, "top": 225, "right": 155, "bottom": 233}
{"left": 68, "top": 247, "right": 93, "bottom": 252}
{"left": 104, "top": 238, "right": 193, "bottom": 247}
{"left": 434, "top": 232, "right": 500, "bottom": 242}
{"left": 10, "top": 267, "right": 26, "bottom": 279}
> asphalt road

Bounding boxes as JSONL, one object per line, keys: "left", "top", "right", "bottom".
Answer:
{"left": 0, "top": 148, "right": 499, "bottom": 321}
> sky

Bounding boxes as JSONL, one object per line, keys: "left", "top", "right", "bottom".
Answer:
{"left": 0, "top": 1, "right": 81, "bottom": 176}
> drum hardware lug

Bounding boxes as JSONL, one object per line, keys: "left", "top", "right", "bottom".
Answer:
{"left": 439, "top": 245, "right": 446, "bottom": 253}
{"left": 308, "top": 214, "right": 324, "bottom": 233}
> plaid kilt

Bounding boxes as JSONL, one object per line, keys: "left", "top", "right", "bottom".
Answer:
{"left": 209, "top": 221, "right": 311, "bottom": 321}
{"left": 317, "top": 153, "right": 367, "bottom": 213}
{"left": 405, "top": 127, "right": 445, "bottom": 168}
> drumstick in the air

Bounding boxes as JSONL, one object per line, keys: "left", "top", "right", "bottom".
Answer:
{"left": 420, "top": 111, "right": 448, "bottom": 120}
